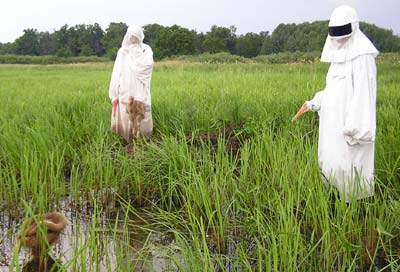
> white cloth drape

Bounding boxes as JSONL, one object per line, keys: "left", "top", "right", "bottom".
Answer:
{"left": 305, "top": 6, "right": 379, "bottom": 201}
{"left": 307, "top": 53, "right": 378, "bottom": 202}
{"left": 108, "top": 25, "right": 154, "bottom": 141}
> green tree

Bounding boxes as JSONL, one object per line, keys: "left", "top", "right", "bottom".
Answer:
{"left": 53, "top": 25, "right": 72, "bottom": 57}
{"left": 261, "top": 21, "right": 327, "bottom": 54}
{"left": 0, "top": 42, "right": 16, "bottom": 54}
{"left": 143, "top": 24, "right": 164, "bottom": 48}
{"left": 102, "top": 22, "right": 128, "bottom": 59}
{"left": 66, "top": 27, "right": 79, "bottom": 56}
{"left": 194, "top": 32, "right": 206, "bottom": 53}
{"left": 38, "top": 31, "right": 55, "bottom": 55}
{"left": 89, "top": 23, "right": 105, "bottom": 56}
{"left": 74, "top": 24, "right": 105, "bottom": 56}
{"left": 14, "top": 29, "right": 40, "bottom": 55}
{"left": 260, "top": 33, "right": 273, "bottom": 55}
{"left": 361, "top": 22, "right": 400, "bottom": 52}
{"left": 153, "top": 25, "right": 197, "bottom": 59}
{"left": 260, "top": 20, "right": 400, "bottom": 55}
{"left": 202, "top": 25, "right": 237, "bottom": 54}
{"left": 4, "top": 20, "right": 400, "bottom": 58}
{"left": 235, "top": 32, "right": 266, "bottom": 57}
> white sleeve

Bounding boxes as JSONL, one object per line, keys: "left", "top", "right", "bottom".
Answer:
{"left": 131, "top": 44, "right": 154, "bottom": 86}
{"left": 306, "top": 90, "right": 325, "bottom": 112}
{"left": 343, "top": 54, "right": 377, "bottom": 145}
{"left": 109, "top": 50, "right": 122, "bottom": 102}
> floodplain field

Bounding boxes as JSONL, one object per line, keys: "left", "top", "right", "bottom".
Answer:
{"left": 0, "top": 59, "right": 399, "bottom": 271}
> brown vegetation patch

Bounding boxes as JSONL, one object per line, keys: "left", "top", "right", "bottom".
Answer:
{"left": 188, "top": 124, "right": 252, "bottom": 157}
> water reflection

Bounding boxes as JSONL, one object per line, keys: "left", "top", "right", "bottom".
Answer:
{"left": 0, "top": 198, "right": 177, "bottom": 271}
{"left": 21, "top": 254, "right": 62, "bottom": 272}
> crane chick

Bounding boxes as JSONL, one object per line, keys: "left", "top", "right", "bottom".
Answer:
{"left": 125, "top": 96, "right": 146, "bottom": 139}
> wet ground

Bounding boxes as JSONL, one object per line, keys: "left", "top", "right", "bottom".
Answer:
{"left": 188, "top": 124, "right": 252, "bottom": 157}
{"left": 2, "top": 125, "right": 397, "bottom": 270}
{"left": 0, "top": 196, "right": 177, "bottom": 272}
{"left": 0, "top": 125, "right": 251, "bottom": 271}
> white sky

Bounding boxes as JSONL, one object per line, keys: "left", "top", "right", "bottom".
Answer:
{"left": 1, "top": 0, "right": 399, "bottom": 43}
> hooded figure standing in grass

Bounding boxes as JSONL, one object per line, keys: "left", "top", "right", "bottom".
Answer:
{"left": 109, "top": 25, "right": 154, "bottom": 142}
{"left": 293, "top": 5, "right": 379, "bottom": 202}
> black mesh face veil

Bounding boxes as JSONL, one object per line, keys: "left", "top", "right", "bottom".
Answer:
{"left": 328, "top": 23, "right": 352, "bottom": 37}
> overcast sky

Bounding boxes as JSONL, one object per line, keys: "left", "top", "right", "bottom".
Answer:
{"left": 1, "top": 0, "right": 399, "bottom": 43}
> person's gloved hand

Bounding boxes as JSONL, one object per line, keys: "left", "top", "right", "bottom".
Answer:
{"left": 112, "top": 99, "right": 119, "bottom": 117}
{"left": 344, "top": 135, "right": 361, "bottom": 146}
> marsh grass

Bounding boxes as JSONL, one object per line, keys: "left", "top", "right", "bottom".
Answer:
{"left": 0, "top": 60, "right": 399, "bottom": 271}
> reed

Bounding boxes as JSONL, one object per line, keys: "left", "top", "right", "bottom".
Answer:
{"left": 0, "top": 59, "right": 399, "bottom": 271}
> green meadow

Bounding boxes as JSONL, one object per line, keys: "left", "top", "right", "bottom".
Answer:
{"left": 0, "top": 59, "right": 399, "bottom": 271}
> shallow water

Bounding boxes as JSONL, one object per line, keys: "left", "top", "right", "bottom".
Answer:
{"left": 0, "top": 197, "right": 177, "bottom": 272}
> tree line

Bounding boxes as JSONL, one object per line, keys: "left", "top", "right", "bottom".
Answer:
{"left": 1, "top": 21, "right": 399, "bottom": 60}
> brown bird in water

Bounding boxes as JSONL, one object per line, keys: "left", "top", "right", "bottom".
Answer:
{"left": 16, "top": 212, "right": 67, "bottom": 258}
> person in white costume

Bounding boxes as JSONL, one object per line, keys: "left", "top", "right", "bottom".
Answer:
{"left": 292, "top": 5, "right": 379, "bottom": 202}
{"left": 109, "top": 25, "right": 154, "bottom": 142}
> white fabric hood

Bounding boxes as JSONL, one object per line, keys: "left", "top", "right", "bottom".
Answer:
{"left": 109, "top": 25, "right": 154, "bottom": 105}
{"left": 321, "top": 5, "right": 379, "bottom": 63}
{"left": 121, "top": 25, "right": 145, "bottom": 49}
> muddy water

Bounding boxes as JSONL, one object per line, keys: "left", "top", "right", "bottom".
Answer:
{"left": 0, "top": 198, "right": 177, "bottom": 272}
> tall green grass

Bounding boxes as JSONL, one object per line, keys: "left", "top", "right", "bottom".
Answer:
{"left": 0, "top": 60, "right": 399, "bottom": 271}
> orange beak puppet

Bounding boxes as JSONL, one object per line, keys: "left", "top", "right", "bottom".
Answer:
{"left": 291, "top": 102, "right": 309, "bottom": 122}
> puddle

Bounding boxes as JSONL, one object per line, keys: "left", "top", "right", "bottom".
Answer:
{"left": 0, "top": 196, "right": 178, "bottom": 272}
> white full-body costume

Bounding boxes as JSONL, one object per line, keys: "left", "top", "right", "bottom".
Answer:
{"left": 306, "top": 6, "right": 379, "bottom": 201}
{"left": 109, "top": 25, "right": 154, "bottom": 142}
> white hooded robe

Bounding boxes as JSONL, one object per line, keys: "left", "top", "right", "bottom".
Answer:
{"left": 109, "top": 25, "right": 154, "bottom": 142}
{"left": 307, "top": 22, "right": 379, "bottom": 201}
